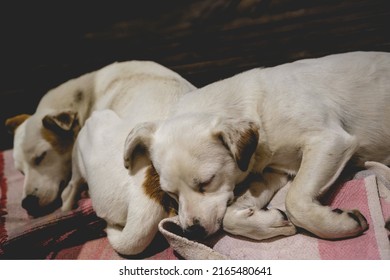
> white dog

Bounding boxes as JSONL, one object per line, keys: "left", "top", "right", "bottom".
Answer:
{"left": 5, "top": 61, "right": 193, "bottom": 217}
{"left": 61, "top": 68, "right": 195, "bottom": 255}
{"left": 124, "top": 52, "right": 390, "bottom": 241}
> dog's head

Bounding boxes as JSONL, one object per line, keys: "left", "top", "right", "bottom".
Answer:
{"left": 124, "top": 114, "right": 259, "bottom": 239}
{"left": 5, "top": 110, "right": 80, "bottom": 217}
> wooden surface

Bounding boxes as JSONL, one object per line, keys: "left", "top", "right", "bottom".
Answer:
{"left": 1, "top": 0, "right": 390, "bottom": 150}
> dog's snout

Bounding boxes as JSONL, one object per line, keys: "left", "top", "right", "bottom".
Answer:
{"left": 21, "top": 194, "right": 62, "bottom": 217}
{"left": 184, "top": 220, "right": 208, "bottom": 240}
{"left": 21, "top": 195, "right": 40, "bottom": 214}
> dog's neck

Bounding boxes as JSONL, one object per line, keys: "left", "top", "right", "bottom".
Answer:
{"left": 172, "top": 69, "right": 264, "bottom": 120}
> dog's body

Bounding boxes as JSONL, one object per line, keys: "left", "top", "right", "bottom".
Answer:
{"left": 5, "top": 60, "right": 194, "bottom": 217}
{"left": 61, "top": 67, "right": 195, "bottom": 255}
{"left": 124, "top": 52, "right": 390, "bottom": 240}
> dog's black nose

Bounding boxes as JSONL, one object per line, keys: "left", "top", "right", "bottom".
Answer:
{"left": 21, "top": 195, "right": 40, "bottom": 215}
{"left": 184, "top": 223, "right": 208, "bottom": 240}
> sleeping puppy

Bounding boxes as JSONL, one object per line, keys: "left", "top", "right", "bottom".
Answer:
{"left": 62, "top": 68, "right": 195, "bottom": 255}
{"left": 124, "top": 52, "right": 390, "bottom": 241}
{"left": 5, "top": 61, "right": 186, "bottom": 217}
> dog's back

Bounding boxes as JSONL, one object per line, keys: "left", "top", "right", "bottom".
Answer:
{"left": 256, "top": 51, "right": 390, "bottom": 165}
{"left": 93, "top": 60, "right": 195, "bottom": 118}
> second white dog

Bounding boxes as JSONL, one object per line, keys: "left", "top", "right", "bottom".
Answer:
{"left": 124, "top": 52, "right": 390, "bottom": 241}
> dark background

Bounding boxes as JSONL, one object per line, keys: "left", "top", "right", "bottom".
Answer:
{"left": 1, "top": 0, "right": 390, "bottom": 150}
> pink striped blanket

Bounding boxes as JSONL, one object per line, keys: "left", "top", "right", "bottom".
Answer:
{"left": 1, "top": 149, "right": 389, "bottom": 259}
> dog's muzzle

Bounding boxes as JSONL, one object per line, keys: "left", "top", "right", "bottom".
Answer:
{"left": 21, "top": 195, "right": 40, "bottom": 214}
{"left": 21, "top": 194, "right": 62, "bottom": 217}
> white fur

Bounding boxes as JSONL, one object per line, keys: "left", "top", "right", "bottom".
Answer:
{"left": 124, "top": 52, "right": 390, "bottom": 240}
{"left": 62, "top": 66, "right": 195, "bottom": 255}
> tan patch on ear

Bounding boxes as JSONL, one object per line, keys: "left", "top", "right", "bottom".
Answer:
{"left": 143, "top": 165, "right": 178, "bottom": 214}
{"left": 5, "top": 114, "right": 30, "bottom": 134}
{"left": 235, "top": 124, "right": 259, "bottom": 171}
{"left": 41, "top": 127, "right": 75, "bottom": 154}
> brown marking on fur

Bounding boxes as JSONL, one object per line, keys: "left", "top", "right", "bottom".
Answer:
{"left": 214, "top": 121, "right": 259, "bottom": 172}
{"left": 40, "top": 113, "right": 80, "bottom": 155}
{"left": 43, "top": 112, "right": 77, "bottom": 132}
{"left": 74, "top": 90, "right": 84, "bottom": 103}
{"left": 143, "top": 165, "right": 177, "bottom": 214}
{"left": 5, "top": 114, "right": 31, "bottom": 134}
{"left": 41, "top": 127, "right": 74, "bottom": 154}
{"left": 235, "top": 124, "right": 259, "bottom": 171}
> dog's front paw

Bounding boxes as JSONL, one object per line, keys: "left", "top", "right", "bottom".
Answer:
{"left": 223, "top": 207, "right": 297, "bottom": 240}
{"left": 286, "top": 202, "right": 369, "bottom": 240}
{"left": 330, "top": 208, "right": 369, "bottom": 237}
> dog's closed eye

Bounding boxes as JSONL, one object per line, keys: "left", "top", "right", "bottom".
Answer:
{"left": 197, "top": 175, "right": 215, "bottom": 193}
{"left": 34, "top": 151, "right": 47, "bottom": 166}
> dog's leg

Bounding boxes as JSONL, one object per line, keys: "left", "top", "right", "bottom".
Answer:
{"left": 61, "top": 178, "right": 84, "bottom": 211}
{"left": 285, "top": 129, "right": 368, "bottom": 239}
{"left": 61, "top": 145, "right": 85, "bottom": 211}
{"left": 223, "top": 171, "right": 296, "bottom": 240}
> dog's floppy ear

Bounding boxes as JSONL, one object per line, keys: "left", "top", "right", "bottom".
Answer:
{"left": 213, "top": 119, "right": 259, "bottom": 172}
{"left": 5, "top": 114, "right": 31, "bottom": 134}
{"left": 124, "top": 121, "right": 157, "bottom": 172}
{"left": 42, "top": 111, "right": 79, "bottom": 136}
